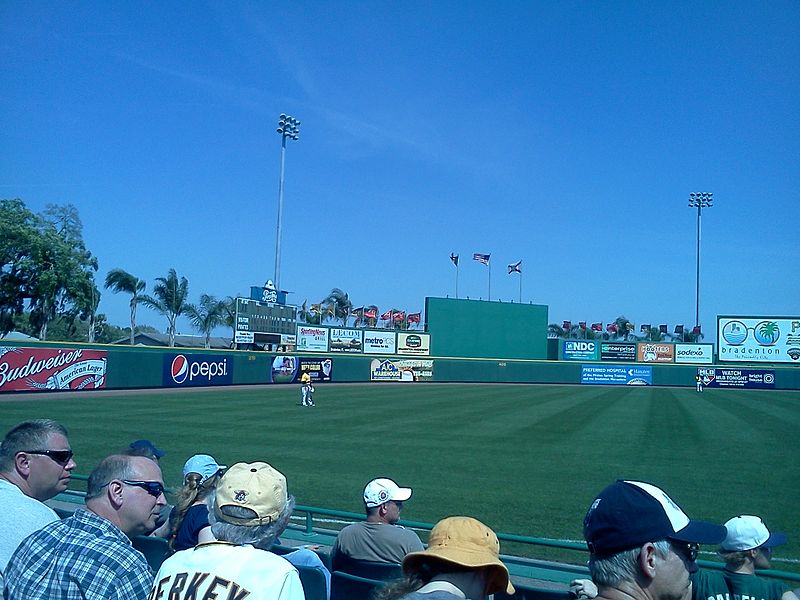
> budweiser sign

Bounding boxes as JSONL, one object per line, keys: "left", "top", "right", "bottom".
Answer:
{"left": 0, "top": 347, "right": 107, "bottom": 392}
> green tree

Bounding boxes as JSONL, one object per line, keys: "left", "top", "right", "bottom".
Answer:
{"left": 139, "top": 269, "right": 190, "bottom": 347}
{"left": 186, "top": 294, "right": 226, "bottom": 348}
{"left": 104, "top": 268, "right": 146, "bottom": 345}
{"left": 0, "top": 199, "right": 41, "bottom": 334}
{"left": 324, "top": 288, "right": 353, "bottom": 327}
{"left": 221, "top": 296, "right": 237, "bottom": 340}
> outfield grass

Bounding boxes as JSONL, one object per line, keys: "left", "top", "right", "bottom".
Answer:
{"left": 2, "top": 383, "right": 798, "bottom": 568}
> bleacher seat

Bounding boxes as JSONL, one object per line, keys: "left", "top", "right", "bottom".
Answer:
{"left": 331, "top": 571, "right": 385, "bottom": 600}
{"left": 131, "top": 535, "right": 172, "bottom": 571}
{"left": 297, "top": 565, "right": 328, "bottom": 600}
{"left": 331, "top": 553, "right": 403, "bottom": 580}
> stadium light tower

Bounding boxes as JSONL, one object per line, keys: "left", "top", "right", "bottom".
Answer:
{"left": 688, "top": 192, "right": 713, "bottom": 330}
{"left": 274, "top": 113, "right": 300, "bottom": 293}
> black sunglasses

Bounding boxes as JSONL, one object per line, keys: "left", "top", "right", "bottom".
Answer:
{"left": 23, "top": 449, "right": 74, "bottom": 465}
{"left": 122, "top": 480, "right": 165, "bottom": 497}
{"left": 671, "top": 541, "right": 699, "bottom": 562}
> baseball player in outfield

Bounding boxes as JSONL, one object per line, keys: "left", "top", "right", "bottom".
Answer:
{"left": 300, "top": 371, "right": 314, "bottom": 407}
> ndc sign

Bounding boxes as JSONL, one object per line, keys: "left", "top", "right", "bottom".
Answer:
{"left": 163, "top": 354, "right": 233, "bottom": 387}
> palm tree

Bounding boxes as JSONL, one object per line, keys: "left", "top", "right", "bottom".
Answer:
{"left": 324, "top": 288, "right": 353, "bottom": 327}
{"left": 104, "top": 268, "right": 146, "bottom": 345}
{"left": 221, "top": 296, "right": 237, "bottom": 340}
{"left": 186, "top": 294, "right": 226, "bottom": 348}
{"left": 139, "top": 268, "right": 189, "bottom": 347}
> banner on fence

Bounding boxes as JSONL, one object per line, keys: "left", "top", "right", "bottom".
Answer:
{"left": 718, "top": 317, "right": 800, "bottom": 363}
{"left": 562, "top": 341, "right": 599, "bottom": 361}
{"left": 0, "top": 346, "right": 107, "bottom": 392}
{"left": 163, "top": 353, "right": 233, "bottom": 388}
{"left": 370, "top": 358, "right": 434, "bottom": 382}
{"left": 697, "top": 367, "right": 775, "bottom": 389}
{"left": 581, "top": 365, "right": 652, "bottom": 385}
{"left": 675, "top": 344, "right": 714, "bottom": 364}
{"left": 363, "top": 331, "right": 397, "bottom": 354}
{"left": 637, "top": 343, "right": 674, "bottom": 363}
{"left": 600, "top": 342, "right": 637, "bottom": 362}
{"left": 397, "top": 333, "right": 430, "bottom": 356}
{"left": 270, "top": 356, "right": 333, "bottom": 383}
{"left": 329, "top": 328, "right": 363, "bottom": 353}
{"left": 296, "top": 326, "right": 329, "bottom": 352}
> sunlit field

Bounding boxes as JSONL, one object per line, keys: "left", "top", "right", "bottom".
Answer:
{"left": 2, "top": 383, "right": 798, "bottom": 569}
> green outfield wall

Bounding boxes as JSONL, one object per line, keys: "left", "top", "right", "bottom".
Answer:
{"left": 1, "top": 340, "right": 798, "bottom": 392}
{"left": 425, "top": 297, "right": 548, "bottom": 360}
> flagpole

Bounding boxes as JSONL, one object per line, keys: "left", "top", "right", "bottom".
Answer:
{"left": 488, "top": 261, "right": 491, "bottom": 301}
{"left": 456, "top": 263, "right": 459, "bottom": 299}
{"left": 519, "top": 272, "right": 522, "bottom": 303}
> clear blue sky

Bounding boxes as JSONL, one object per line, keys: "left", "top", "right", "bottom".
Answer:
{"left": 2, "top": 2, "right": 798, "bottom": 338}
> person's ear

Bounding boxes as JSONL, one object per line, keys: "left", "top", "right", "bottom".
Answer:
{"left": 638, "top": 543, "right": 659, "bottom": 580}
{"left": 107, "top": 480, "right": 125, "bottom": 509}
{"left": 14, "top": 452, "right": 32, "bottom": 476}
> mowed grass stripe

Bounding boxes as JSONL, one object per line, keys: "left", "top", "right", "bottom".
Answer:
{"left": 1, "top": 384, "right": 797, "bottom": 568}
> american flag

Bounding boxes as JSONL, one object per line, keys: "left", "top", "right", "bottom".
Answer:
{"left": 407, "top": 312, "right": 421, "bottom": 324}
{"left": 507, "top": 260, "right": 522, "bottom": 274}
{"left": 473, "top": 253, "right": 490, "bottom": 265}
{"left": 450, "top": 253, "right": 459, "bottom": 266}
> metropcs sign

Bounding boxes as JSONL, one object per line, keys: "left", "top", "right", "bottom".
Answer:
{"left": 163, "top": 354, "right": 233, "bottom": 387}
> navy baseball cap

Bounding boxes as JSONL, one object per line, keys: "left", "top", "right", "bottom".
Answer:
{"left": 583, "top": 480, "right": 726, "bottom": 556}
{"left": 129, "top": 439, "right": 166, "bottom": 459}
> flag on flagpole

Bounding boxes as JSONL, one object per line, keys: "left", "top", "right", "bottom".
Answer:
{"left": 507, "top": 260, "right": 522, "bottom": 274}
{"left": 591, "top": 322, "right": 602, "bottom": 332}
{"left": 472, "top": 253, "right": 490, "bottom": 265}
{"left": 640, "top": 324, "right": 651, "bottom": 332}
{"left": 351, "top": 306, "right": 364, "bottom": 316}
{"left": 364, "top": 308, "right": 377, "bottom": 319}
{"left": 674, "top": 324, "right": 684, "bottom": 334}
{"left": 659, "top": 324, "right": 668, "bottom": 334}
{"left": 407, "top": 312, "right": 421, "bottom": 324}
{"left": 562, "top": 320, "right": 572, "bottom": 330}
{"left": 606, "top": 323, "right": 618, "bottom": 333}
{"left": 450, "top": 253, "right": 459, "bottom": 266}
{"left": 379, "top": 310, "right": 392, "bottom": 321}
{"left": 579, "top": 321, "right": 587, "bottom": 330}
{"left": 393, "top": 311, "right": 406, "bottom": 322}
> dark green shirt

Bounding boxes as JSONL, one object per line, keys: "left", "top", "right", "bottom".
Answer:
{"left": 693, "top": 569, "right": 732, "bottom": 600}
{"left": 722, "top": 570, "right": 789, "bottom": 600}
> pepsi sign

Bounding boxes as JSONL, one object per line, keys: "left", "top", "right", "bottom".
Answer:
{"left": 163, "top": 354, "right": 233, "bottom": 387}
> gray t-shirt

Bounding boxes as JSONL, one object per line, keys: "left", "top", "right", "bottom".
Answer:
{"left": 331, "top": 521, "right": 424, "bottom": 564}
{"left": 0, "top": 478, "right": 59, "bottom": 588}
{"left": 400, "top": 592, "right": 465, "bottom": 600}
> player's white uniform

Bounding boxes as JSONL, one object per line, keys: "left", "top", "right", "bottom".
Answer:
{"left": 148, "top": 541, "right": 304, "bottom": 600}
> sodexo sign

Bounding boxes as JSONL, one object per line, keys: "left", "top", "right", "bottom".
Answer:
{"left": 163, "top": 354, "right": 234, "bottom": 387}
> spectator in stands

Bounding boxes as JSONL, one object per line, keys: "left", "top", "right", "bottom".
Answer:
{"left": 0, "top": 419, "right": 76, "bottom": 589}
{"left": 375, "top": 516, "right": 514, "bottom": 600}
{"left": 583, "top": 480, "right": 727, "bottom": 600}
{"left": 5, "top": 454, "right": 165, "bottom": 600}
{"left": 331, "top": 477, "right": 423, "bottom": 568}
{"left": 167, "top": 453, "right": 226, "bottom": 550}
{"left": 719, "top": 515, "right": 799, "bottom": 600}
{"left": 149, "top": 461, "right": 304, "bottom": 600}
{"left": 126, "top": 439, "right": 166, "bottom": 462}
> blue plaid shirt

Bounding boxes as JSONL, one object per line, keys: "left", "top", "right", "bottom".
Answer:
{"left": 4, "top": 508, "right": 153, "bottom": 600}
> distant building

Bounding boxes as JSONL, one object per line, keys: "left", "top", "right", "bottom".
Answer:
{"left": 112, "top": 332, "right": 232, "bottom": 349}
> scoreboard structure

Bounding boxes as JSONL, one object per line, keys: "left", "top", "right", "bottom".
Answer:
{"left": 234, "top": 297, "right": 298, "bottom": 348}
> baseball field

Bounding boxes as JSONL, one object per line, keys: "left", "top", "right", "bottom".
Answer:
{"left": 2, "top": 383, "right": 798, "bottom": 570}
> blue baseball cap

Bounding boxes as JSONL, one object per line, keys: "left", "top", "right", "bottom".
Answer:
{"left": 584, "top": 480, "right": 727, "bottom": 556}
{"left": 129, "top": 439, "right": 166, "bottom": 459}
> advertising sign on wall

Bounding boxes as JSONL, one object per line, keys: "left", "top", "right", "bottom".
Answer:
{"left": 717, "top": 317, "right": 800, "bottom": 363}
{"left": 600, "top": 343, "right": 637, "bottom": 362}
{"left": 296, "top": 326, "right": 329, "bottom": 352}
{"left": 397, "top": 333, "right": 430, "bottom": 356}
{"left": 697, "top": 367, "right": 775, "bottom": 389}
{"left": 675, "top": 344, "right": 714, "bottom": 364}
{"left": 581, "top": 365, "right": 652, "bottom": 385}
{"left": 271, "top": 356, "right": 332, "bottom": 383}
{"left": 562, "top": 340, "right": 599, "bottom": 361}
{"left": 370, "top": 358, "right": 434, "bottom": 382}
{"left": 637, "top": 343, "right": 675, "bottom": 363}
{"left": 329, "top": 328, "right": 363, "bottom": 353}
{"left": 234, "top": 331, "right": 255, "bottom": 344}
{"left": 163, "top": 354, "right": 233, "bottom": 388}
{"left": 363, "top": 331, "right": 397, "bottom": 354}
{"left": 0, "top": 347, "right": 107, "bottom": 392}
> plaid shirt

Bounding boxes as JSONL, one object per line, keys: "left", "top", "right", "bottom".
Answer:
{"left": 4, "top": 508, "right": 153, "bottom": 600}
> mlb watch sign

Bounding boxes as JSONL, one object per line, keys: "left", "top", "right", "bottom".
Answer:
{"left": 163, "top": 354, "right": 233, "bottom": 387}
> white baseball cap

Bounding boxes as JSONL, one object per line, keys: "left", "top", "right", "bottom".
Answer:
{"left": 363, "top": 477, "right": 413, "bottom": 508}
{"left": 721, "top": 515, "right": 787, "bottom": 551}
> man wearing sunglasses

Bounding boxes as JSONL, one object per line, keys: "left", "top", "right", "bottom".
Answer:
{"left": 582, "top": 480, "right": 727, "bottom": 600}
{"left": 0, "top": 419, "right": 76, "bottom": 589}
{"left": 5, "top": 454, "right": 166, "bottom": 600}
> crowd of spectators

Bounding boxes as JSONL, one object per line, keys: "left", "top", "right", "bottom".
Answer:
{"left": 1, "top": 420, "right": 797, "bottom": 600}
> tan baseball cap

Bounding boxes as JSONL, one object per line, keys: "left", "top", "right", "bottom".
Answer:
{"left": 403, "top": 516, "right": 514, "bottom": 595}
{"left": 215, "top": 462, "right": 288, "bottom": 526}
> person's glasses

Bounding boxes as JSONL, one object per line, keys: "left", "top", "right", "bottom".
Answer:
{"left": 23, "top": 449, "right": 74, "bottom": 465}
{"left": 671, "top": 541, "right": 699, "bottom": 562}
{"left": 122, "top": 480, "right": 165, "bottom": 497}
